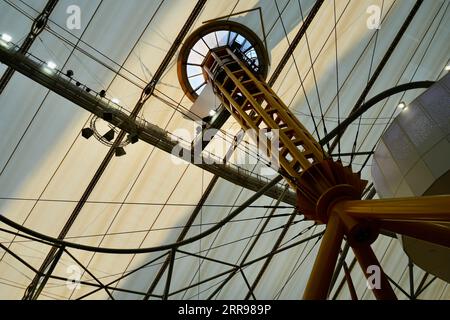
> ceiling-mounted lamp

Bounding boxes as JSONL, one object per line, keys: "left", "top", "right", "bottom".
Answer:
{"left": 128, "top": 133, "right": 139, "bottom": 144}
{"left": 103, "top": 129, "right": 115, "bottom": 142}
{"left": 46, "top": 61, "right": 57, "bottom": 70}
{"left": 115, "top": 147, "right": 126, "bottom": 157}
{"left": 81, "top": 127, "right": 94, "bottom": 139}
{"left": 1, "top": 33, "right": 12, "bottom": 42}
{"left": 445, "top": 65, "right": 450, "bottom": 71}
{"left": 397, "top": 101, "right": 407, "bottom": 111}
{"left": 209, "top": 109, "right": 217, "bottom": 117}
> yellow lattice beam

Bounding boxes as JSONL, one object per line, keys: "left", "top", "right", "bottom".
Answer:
{"left": 203, "top": 47, "right": 325, "bottom": 183}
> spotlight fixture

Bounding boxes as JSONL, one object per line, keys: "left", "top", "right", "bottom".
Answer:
{"left": 115, "top": 147, "right": 126, "bottom": 157}
{"left": 103, "top": 129, "right": 115, "bottom": 142}
{"left": 128, "top": 133, "right": 139, "bottom": 144}
{"left": 81, "top": 127, "right": 94, "bottom": 139}
{"left": 1, "top": 33, "right": 12, "bottom": 42}
{"left": 66, "top": 70, "right": 74, "bottom": 77}
{"left": 397, "top": 101, "right": 406, "bottom": 110}
{"left": 85, "top": 87, "right": 91, "bottom": 93}
{"left": 445, "top": 65, "right": 450, "bottom": 71}
{"left": 46, "top": 61, "right": 57, "bottom": 70}
{"left": 102, "top": 112, "right": 113, "bottom": 121}
{"left": 99, "top": 90, "right": 106, "bottom": 98}
{"left": 209, "top": 109, "right": 217, "bottom": 117}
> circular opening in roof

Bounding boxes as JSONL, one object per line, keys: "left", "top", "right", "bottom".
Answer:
{"left": 178, "top": 20, "right": 269, "bottom": 102}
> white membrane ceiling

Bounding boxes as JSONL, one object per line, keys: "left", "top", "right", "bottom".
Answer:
{"left": 0, "top": 0, "right": 449, "bottom": 299}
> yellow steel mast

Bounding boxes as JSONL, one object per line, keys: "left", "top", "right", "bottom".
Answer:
{"left": 203, "top": 46, "right": 450, "bottom": 300}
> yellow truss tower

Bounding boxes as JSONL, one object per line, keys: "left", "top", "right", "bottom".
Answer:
{"left": 203, "top": 46, "right": 450, "bottom": 300}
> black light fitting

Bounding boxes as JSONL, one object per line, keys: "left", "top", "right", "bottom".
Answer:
{"left": 103, "top": 129, "right": 115, "bottom": 142}
{"left": 128, "top": 133, "right": 139, "bottom": 144}
{"left": 115, "top": 147, "right": 126, "bottom": 157}
{"left": 81, "top": 127, "right": 94, "bottom": 139}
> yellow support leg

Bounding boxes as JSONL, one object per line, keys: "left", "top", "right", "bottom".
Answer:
{"left": 303, "top": 213, "right": 344, "bottom": 299}
{"left": 351, "top": 244, "right": 397, "bottom": 300}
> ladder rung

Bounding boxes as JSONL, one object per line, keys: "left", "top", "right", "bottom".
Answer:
{"left": 282, "top": 127, "right": 295, "bottom": 133}
{"left": 254, "top": 116, "right": 262, "bottom": 125}
{"left": 265, "top": 108, "right": 277, "bottom": 114}
{"left": 221, "top": 77, "right": 230, "bottom": 87}
{"left": 230, "top": 86, "right": 240, "bottom": 96}
{"left": 292, "top": 138, "right": 304, "bottom": 145}
{"left": 301, "top": 151, "right": 314, "bottom": 159}
{"left": 240, "top": 99, "right": 250, "bottom": 109}
{"left": 280, "top": 148, "right": 289, "bottom": 157}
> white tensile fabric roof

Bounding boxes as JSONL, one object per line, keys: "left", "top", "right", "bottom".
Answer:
{"left": 0, "top": 0, "right": 449, "bottom": 300}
